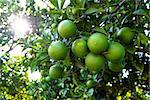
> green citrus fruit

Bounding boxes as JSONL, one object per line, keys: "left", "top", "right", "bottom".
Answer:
{"left": 87, "top": 33, "right": 109, "bottom": 54}
{"left": 48, "top": 41, "right": 68, "bottom": 60}
{"left": 104, "top": 42, "right": 125, "bottom": 62}
{"left": 85, "top": 53, "right": 106, "bottom": 73}
{"left": 117, "top": 27, "right": 134, "bottom": 44}
{"left": 72, "top": 38, "right": 88, "bottom": 58}
{"left": 58, "top": 20, "right": 77, "bottom": 38}
{"left": 45, "top": 76, "right": 51, "bottom": 82}
{"left": 108, "top": 61, "right": 124, "bottom": 72}
{"left": 86, "top": 80, "right": 96, "bottom": 88}
{"left": 49, "top": 65, "right": 63, "bottom": 79}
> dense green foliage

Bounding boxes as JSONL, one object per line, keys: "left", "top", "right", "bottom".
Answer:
{"left": 0, "top": 0, "right": 149, "bottom": 99}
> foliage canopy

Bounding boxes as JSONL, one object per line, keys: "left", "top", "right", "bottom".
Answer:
{"left": 0, "top": 0, "right": 149, "bottom": 99}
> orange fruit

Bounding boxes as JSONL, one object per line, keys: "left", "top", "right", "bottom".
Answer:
{"left": 85, "top": 53, "right": 106, "bottom": 73}
{"left": 72, "top": 38, "right": 88, "bottom": 58}
{"left": 104, "top": 42, "right": 125, "bottom": 62}
{"left": 58, "top": 20, "right": 77, "bottom": 38}
{"left": 117, "top": 27, "right": 134, "bottom": 44}
{"left": 87, "top": 33, "right": 109, "bottom": 54}
{"left": 86, "top": 80, "right": 96, "bottom": 88}
{"left": 48, "top": 41, "right": 68, "bottom": 60}
{"left": 108, "top": 61, "right": 124, "bottom": 72}
{"left": 49, "top": 65, "right": 63, "bottom": 79}
{"left": 45, "top": 76, "right": 51, "bottom": 82}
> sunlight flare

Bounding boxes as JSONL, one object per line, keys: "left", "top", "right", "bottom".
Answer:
{"left": 12, "top": 17, "right": 30, "bottom": 37}
{"left": 8, "top": 14, "right": 31, "bottom": 38}
{"left": 28, "top": 70, "right": 41, "bottom": 82}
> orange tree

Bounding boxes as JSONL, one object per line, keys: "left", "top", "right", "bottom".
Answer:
{"left": 0, "top": 0, "right": 149, "bottom": 99}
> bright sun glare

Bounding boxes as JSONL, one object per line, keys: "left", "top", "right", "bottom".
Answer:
{"left": 28, "top": 70, "right": 41, "bottom": 82}
{"left": 8, "top": 14, "right": 31, "bottom": 38}
{"left": 12, "top": 17, "right": 30, "bottom": 37}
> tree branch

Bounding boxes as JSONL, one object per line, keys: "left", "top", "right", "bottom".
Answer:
{"left": 100, "top": 0, "right": 126, "bottom": 26}
{"left": 111, "top": 0, "right": 126, "bottom": 14}
{"left": 5, "top": 38, "right": 20, "bottom": 54}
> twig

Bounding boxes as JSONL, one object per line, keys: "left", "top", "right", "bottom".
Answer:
{"left": 135, "top": 48, "right": 149, "bottom": 53}
{"left": 5, "top": 44, "right": 18, "bottom": 54}
{"left": 111, "top": 0, "right": 126, "bottom": 14}
{"left": 5, "top": 38, "right": 20, "bottom": 54}
{"left": 100, "top": 0, "right": 126, "bottom": 26}
{"left": 99, "top": 0, "right": 105, "bottom": 5}
{"left": 97, "top": 65, "right": 105, "bottom": 82}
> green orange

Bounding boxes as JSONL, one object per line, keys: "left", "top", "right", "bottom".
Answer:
{"left": 58, "top": 20, "right": 77, "bottom": 38}
{"left": 87, "top": 33, "right": 109, "bottom": 54}
{"left": 72, "top": 38, "right": 88, "bottom": 58}
{"left": 104, "top": 42, "right": 125, "bottom": 62}
{"left": 45, "top": 76, "right": 51, "bottom": 82}
{"left": 108, "top": 61, "right": 124, "bottom": 72}
{"left": 86, "top": 80, "right": 96, "bottom": 88}
{"left": 117, "top": 27, "right": 134, "bottom": 44}
{"left": 48, "top": 41, "right": 68, "bottom": 60}
{"left": 49, "top": 65, "right": 63, "bottom": 79}
{"left": 85, "top": 53, "right": 106, "bottom": 73}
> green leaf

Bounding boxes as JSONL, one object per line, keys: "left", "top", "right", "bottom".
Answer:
{"left": 85, "top": 7, "right": 98, "bottom": 14}
{"left": 62, "top": 0, "right": 70, "bottom": 9}
{"left": 30, "top": 51, "right": 48, "bottom": 72}
{"left": 50, "top": 0, "right": 58, "bottom": 8}
{"left": 48, "top": 10, "right": 63, "bottom": 15}
{"left": 59, "top": 88, "right": 68, "bottom": 97}
{"left": 31, "top": 59, "right": 38, "bottom": 72}
{"left": 75, "top": 0, "right": 86, "bottom": 8}
{"left": 80, "top": 0, "right": 86, "bottom": 8}
{"left": 101, "top": 15, "right": 109, "bottom": 20}
{"left": 63, "top": 52, "right": 71, "bottom": 66}
{"left": 139, "top": 33, "right": 148, "bottom": 47}
{"left": 98, "top": 7, "right": 105, "bottom": 13}
{"left": 126, "top": 45, "right": 136, "bottom": 54}
{"left": 0, "top": 0, "right": 5, "bottom": 3}
{"left": 133, "top": 62, "right": 144, "bottom": 72}
{"left": 137, "top": 35, "right": 140, "bottom": 48}
{"left": 105, "top": 0, "right": 110, "bottom": 7}
{"left": 133, "top": 9, "right": 148, "bottom": 17}
{"left": 92, "top": 27, "right": 107, "bottom": 34}
{"left": 70, "top": 0, "right": 76, "bottom": 6}
{"left": 37, "top": 51, "right": 48, "bottom": 61}
{"left": 58, "top": 0, "right": 65, "bottom": 9}
{"left": 87, "top": 88, "right": 94, "bottom": 96}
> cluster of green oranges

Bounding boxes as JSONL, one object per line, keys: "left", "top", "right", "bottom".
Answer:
{"left": 48, "top": 19, "right": 134, "bottom": 80}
